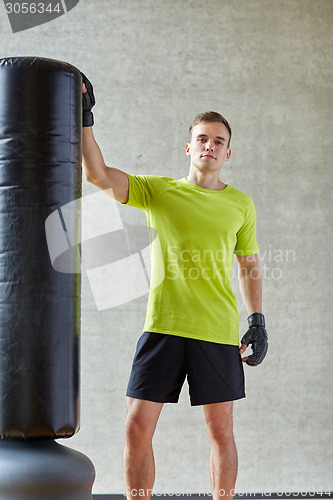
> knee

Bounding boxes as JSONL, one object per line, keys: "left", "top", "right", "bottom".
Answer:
{"left": 206, "top": 419, "right": 234, "bottom": 448}
{"left": 124, "top": 413, "right": 153, "bottom": 447}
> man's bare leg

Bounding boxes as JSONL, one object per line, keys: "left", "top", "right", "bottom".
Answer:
{"left": 124, "top": 397, "right": 164, "bottom": 500}
{"left": 204, "top": 402, "right": 238, "bottom": 499}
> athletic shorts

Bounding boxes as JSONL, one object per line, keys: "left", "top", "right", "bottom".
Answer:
{"left": 126, "top": 332, "right": 245, "bottom": 406}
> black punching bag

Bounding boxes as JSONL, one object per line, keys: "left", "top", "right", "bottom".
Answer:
{"left": 0, "top": 57, "right": 95, "bottom": 498}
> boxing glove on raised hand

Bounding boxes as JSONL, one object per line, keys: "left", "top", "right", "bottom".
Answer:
{"left": 81, "top": 72, "right": 95, "bottom": 127}
{"left": 241, "top": 313, "right": 268, "bottom": 366}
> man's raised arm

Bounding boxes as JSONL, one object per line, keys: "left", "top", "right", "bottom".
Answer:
{"left": 81, "top": 73, "right": 129, "bottom": 204}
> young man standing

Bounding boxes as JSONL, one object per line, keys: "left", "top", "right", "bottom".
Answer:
{"left": 81, "top": 75, "right": 268, "bottom": 499}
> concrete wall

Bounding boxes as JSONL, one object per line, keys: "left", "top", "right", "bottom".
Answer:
{"left": 1, "top": 0, "right": 332, "bottom": 495}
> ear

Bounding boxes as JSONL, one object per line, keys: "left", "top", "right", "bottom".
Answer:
{"left": 225, "top": 148, "right": 231, "bottom": 161}
{"left": 185, "top": 143, "right": 191, "bottom": 156}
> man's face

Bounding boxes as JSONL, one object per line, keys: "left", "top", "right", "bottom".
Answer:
{"left": 186, "top": 121, "right": 231, "bottom": 173}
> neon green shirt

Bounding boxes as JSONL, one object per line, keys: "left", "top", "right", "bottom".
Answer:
{"left": 123, "top": 175, "right": 259, "bottom": 345}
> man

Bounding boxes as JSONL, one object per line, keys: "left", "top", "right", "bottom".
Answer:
{"left": 81, "top": 74, "right": 268, "bottom": 499}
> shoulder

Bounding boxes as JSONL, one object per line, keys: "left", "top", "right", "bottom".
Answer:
{"left": 127, "top": 173, "right": 177, "bottom": 185}
{"left": 127, "top": 173, "right": 180, "bottom": 193}
{"left": 227, "top": 185, "right": 256, "bottom": 207}
{"left": 144, "top": 175, "right": 178, "bottom": 187}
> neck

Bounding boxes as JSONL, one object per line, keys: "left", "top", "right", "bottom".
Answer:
{"left": 186, "top": 168, "right": 226, "bottom": 191}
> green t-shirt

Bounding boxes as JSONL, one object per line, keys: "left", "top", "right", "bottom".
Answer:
{"left": 123, "top": 174, "right": 259, "bottom": 345}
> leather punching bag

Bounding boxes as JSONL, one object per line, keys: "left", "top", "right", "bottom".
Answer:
{"left": 0, "top": 56, "right": 81, "bottom": 438}
{"left": 0, "top": 57, "right": 95, "bottom": 499}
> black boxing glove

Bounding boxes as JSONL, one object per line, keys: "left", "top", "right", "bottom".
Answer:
{"left": 81, "top": 72, "right": 95, "bottom": 127}
{"left": 241, "top": 313, "right": 268, "bottom": 366}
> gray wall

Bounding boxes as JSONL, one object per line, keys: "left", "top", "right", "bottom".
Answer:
{"left": 1, "top": 0, "right": 332, "bottom": 495}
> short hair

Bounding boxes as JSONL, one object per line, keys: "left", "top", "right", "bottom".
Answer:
{"left": 189, "top": 111, "right": 232, "bottom": 147}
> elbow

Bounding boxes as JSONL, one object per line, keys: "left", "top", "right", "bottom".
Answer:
{"left": 238, "top": 259, "right": 262, "bottom": 281}
{"left": 84, "top": 173, "right": 96, "bottom": 185}
{"left": 84, "top": 168, "right": 106, "bottom": 187}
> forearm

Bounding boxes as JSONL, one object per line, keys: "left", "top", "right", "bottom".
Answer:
{"left": 82, "top": 127, "right": 108, "bottom": 184}
{"left": 238, "top": 263, "right": 262, "bottom": 315}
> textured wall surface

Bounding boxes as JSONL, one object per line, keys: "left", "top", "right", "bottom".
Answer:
{"left": 0, "top": 0, "right": 332, "bottom": 495}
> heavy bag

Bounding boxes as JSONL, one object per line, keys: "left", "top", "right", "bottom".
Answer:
{"left": 0, "top": 56, "right": 82, "bottom": 438}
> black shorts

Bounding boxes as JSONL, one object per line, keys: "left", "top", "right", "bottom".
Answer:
{"left": 126, "top": 332, "right": 245, "bottom": 406}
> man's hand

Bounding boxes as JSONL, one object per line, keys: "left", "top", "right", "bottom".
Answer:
{"left": 239, "top": 312, "right": 268, "bottom": 366}
{"left": 81, "top": 72, "right": 95, "bottom": 127}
